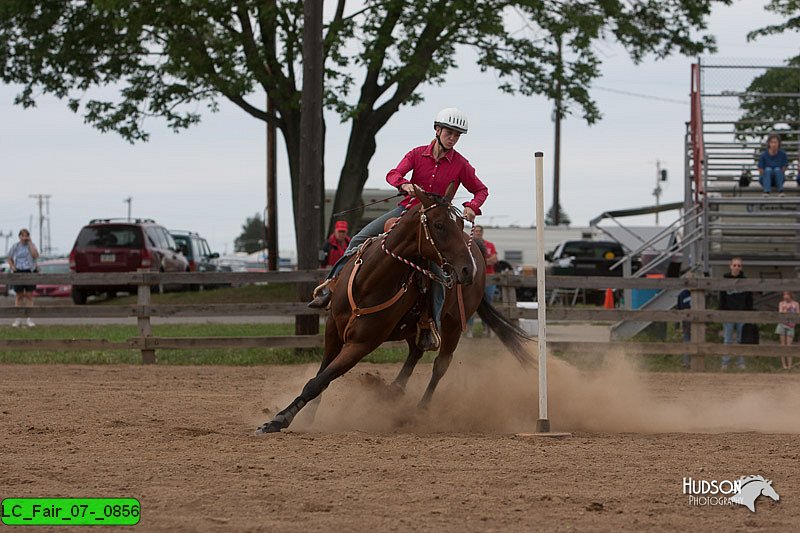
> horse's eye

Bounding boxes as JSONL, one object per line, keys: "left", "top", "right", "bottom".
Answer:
{"left": 434, "top": 222, "right": 445, "bottom": 231}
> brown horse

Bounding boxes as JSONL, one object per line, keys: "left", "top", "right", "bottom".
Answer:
{"left": 256, "top": 183, "right": 532, "bottom": 434}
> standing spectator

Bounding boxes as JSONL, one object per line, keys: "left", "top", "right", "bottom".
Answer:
{"left": 776, "top": 291, "right": 799, "bottom": 370}
{"left": 676, "top": 272, "right": 693, "bottom": 369}
{"left": 758, "top": 133, "right": 789, "bottom": 196}
{"left": 719, "top": 257, "right": 752, "bottom": 370}
{"left": 320, "top": 221, "right": 351, "bottom": 268}
{"left": 7, "top": 228, "right": 39, "bottom": 327}
{"left": 475, "top": 225, "right": 498, "bottom": 301}
{"left": 466, "top": 225, "right": 498, "bottom": 338}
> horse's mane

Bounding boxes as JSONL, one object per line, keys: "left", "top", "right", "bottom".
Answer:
{"left": 739, "top": 475, "right": 769, "bottom": 485}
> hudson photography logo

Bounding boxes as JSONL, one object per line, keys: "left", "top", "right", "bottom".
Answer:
{"left": 682, "top": 475, "right": 780, "bottom": 512}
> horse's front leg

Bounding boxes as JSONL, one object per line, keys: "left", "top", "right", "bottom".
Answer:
{"left": 418, "top": 315, "right": 462, "bottom": 408}
{"left": 256, "top": 340, "right": 375, "bottom": 434}
{"left": 388, "top": 338, "right": 425, "bottom": 396}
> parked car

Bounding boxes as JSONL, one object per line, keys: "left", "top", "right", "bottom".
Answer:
{"left": 69, "top": 218, "right": 190, "bottom": 304}
{"left": 33, "top": 258, "right": 72, "bottom": 298}
{"left": 0, "top": 261, "right": 9, "bottom": 296}
{"left": 546, "top": 240, "right": 628, "bottom": 277}
{"left": 545, "top": 240, "right": 634, "bottom": 305}
{"left": 170, "top": 231, "right": 220, "bottom": 272}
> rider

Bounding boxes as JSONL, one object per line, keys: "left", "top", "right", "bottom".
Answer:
{"left": 309, "top": 107, "right": 489, "bottom": 348}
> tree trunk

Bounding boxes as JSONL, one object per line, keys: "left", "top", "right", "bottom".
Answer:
{"left": 329, "top": 119, "right": 380, "bottom": 233}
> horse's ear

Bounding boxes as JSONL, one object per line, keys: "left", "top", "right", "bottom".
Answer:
{"left": 443, "top": 181, "right": 456, "bottom": 203}
{"left": 413, "top": 185, "right": 434, "bottom": 208}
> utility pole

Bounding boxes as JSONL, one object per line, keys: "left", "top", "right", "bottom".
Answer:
{"left": 124, "top": 197, "right": 132, "bottom": 221}
{"left": 654, "top": 160, "right": 667, "bottom": 225}
{"left": 552, "top": 34, "right": 563, "bottom": 226}
{"left": 29, "top": 194, "right": 51, "bottom": 254}
{"left": 266, "top": 94, "right": 278, "bottom": 272}
{"left": 1, "top": 231, "right": 12, "bottom": 254}
{"left": 296, "top": 0, "right": 324, "bottom": 337}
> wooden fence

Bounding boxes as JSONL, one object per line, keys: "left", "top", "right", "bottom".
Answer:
{"left": 2, "top": 270, "right": 800, "bottom": 368}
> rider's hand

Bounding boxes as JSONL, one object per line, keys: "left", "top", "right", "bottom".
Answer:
{"left": 400, "top": 183, "right": 415, "bottom": 196}
{"left": 463, "top": 206, "right": 476, "bottom": 222}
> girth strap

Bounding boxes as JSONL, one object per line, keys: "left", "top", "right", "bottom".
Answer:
{"left": 456, "top": 284, "right": 467, "bottom": 333}
{"left": 343, "top": 242, "right": 414, "bottom": 343}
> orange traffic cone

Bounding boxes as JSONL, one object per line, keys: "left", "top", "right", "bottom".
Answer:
{"left": 603, "top": 288, "right": 614, "bottom": 309}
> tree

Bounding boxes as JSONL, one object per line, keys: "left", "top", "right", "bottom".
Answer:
{"left": 739, "top": 1, "right": 800, "bottom": 141}
{"left": 1, "top": 0, "right": 728, "bottom": 252}
{"left": 545, "top": 204, "right": 571, "bottom": 226}
{"left": 234, "top": 213, "right": 266, "bottom": 254}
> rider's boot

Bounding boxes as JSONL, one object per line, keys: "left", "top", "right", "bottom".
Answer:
{"left": 308, "top": 279, "right": 333, "bottom": 309}
{"left": 416, "top": 320, "right": 441, "bottom": 352}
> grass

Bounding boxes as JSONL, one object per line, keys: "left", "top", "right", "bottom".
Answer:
{"left": 0, "top": 322, "right": 424, "bottom": 365}
{"left": 555, "top": 321, "right": 789, "bottom": 373}
{"left": 94, "top": 283, "right": 297, "bottom": 305}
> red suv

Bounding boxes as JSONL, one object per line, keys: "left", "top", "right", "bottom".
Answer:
{"left": 69, "top": 219, "right": 189, "bottom": 304}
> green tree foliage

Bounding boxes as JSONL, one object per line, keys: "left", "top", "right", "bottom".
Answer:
{"left": 545, "top": 203, "right": 571, "bottom": 226}
{"left": 234, "top": 213, "right": 266, "bottom": 253}
{"left": 740, "top": 1, "right": 800, "bottom": 145}
{"left": 1, "top": 0, "right": 727, "bottom": 246}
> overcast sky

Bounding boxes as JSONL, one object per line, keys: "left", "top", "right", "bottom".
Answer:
{"left": 1, "top": 0, "right": 798, "bottom": 259}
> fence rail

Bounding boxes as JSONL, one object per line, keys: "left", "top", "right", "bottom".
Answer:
{"left": 2, "top": 270, "right": 800, "bottom": 366}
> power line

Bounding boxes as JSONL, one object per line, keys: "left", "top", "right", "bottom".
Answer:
{"left": 593, "top": 85, "right": 689, "bottom": 105}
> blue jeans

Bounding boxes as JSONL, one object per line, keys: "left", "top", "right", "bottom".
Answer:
{"left": 681, "top": 321, "right": 691, "bottom": 367}
{"left": 722, "top": 322, "right": 745, "bottom": 368}
{"left": 759, "top": 167, "right": 784, "bottom": 193}
{"left": 326, "top": 206, "right": 445, "bottom": 330}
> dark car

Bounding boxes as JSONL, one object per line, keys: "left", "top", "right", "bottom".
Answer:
{"left": 34, "top": 258, "right": 72, "bottom": 298}
{"left": 546, "top": 240, "right": 627, "bottom": 276}
{"left": 170, "top": 231, "right": 219, "bottom": 272}
{"left": 69, "top": 218, "right": 189, "bottom": 304}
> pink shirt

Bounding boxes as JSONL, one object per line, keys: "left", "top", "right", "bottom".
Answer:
{"left": 386, "top": 142, "right": 489, "bottom": 214}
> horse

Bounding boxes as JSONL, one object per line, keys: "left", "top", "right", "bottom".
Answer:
{"left": 731, "top": 475, "right": 780, "bottom": 513}
{"left": 256, "top": 182, "right": 533, "bottom": 434}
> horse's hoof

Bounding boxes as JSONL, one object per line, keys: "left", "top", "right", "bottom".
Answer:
{"left": 255, "top": 422, "right": 283, "bottom": 435}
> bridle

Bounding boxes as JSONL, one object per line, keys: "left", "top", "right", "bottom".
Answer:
{"left": 380, "top": 200, "right": 475, "bottom": 289}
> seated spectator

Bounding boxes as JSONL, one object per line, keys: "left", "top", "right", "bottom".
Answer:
{"left": 758, "top": 133, "right": 789, "bottom": 196}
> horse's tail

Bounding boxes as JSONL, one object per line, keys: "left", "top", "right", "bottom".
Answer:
{"left": 477, "top": 297, "right": 535, "bottom": 367}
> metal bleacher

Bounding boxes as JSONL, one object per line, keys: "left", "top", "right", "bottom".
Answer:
{"left": 611, "top": 59, "right": 799, "bottom": 339}
{"left": 691, "top": 59, "right": 800, "bottom": 278}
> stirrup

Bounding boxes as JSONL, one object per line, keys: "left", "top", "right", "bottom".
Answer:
{"left": 312, "top": 278, "right": 334, "bottom": 298}
{"left": 416, "top": 321, "right": 441, "bottom": 352}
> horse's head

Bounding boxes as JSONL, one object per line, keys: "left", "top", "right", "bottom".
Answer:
{"left": 761, "top": 480, "right": 780, "bottom": 502}
{"left": 412, "top": 182, "right": 476, "bottom": 285}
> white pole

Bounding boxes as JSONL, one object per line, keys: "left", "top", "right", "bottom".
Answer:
{"left": 534, "top": 152, "right": 550, "bottom": 433}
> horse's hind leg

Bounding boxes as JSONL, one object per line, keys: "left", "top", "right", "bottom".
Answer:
{"left": 388, "top": 338, "right": 424, "bottom": 396}
{"left": 256, "top": 340, "right": 377, "bottom": 434}
{"left": 418, "top": 316, "right": 462, "bottom": 408}
{"left": 303, "top": 317, "right": 345, "bottom": 426}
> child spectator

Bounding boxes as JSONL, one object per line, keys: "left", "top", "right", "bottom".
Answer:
{"left": 776, "top": 291, "right": 799, "bottom": 370}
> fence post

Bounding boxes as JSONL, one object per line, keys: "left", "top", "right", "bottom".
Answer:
{"left": 137, "top": 269, "right": 156, "bottom": 364}
{"left": 500, "top": 272, "right": 518, "bottom": 326}
{"left": 690, "top": 286, "right": 705, "bottom": 371}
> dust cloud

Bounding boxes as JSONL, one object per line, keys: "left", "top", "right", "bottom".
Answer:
{"left": 264, "top": 340, "right": 800, "bottom": 434}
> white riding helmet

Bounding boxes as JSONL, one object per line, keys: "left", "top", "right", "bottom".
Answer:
{"left": 434, "top": 108, "right": 468, "bottom": 134}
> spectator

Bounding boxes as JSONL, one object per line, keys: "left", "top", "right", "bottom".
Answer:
{"left": 676, "top": 271, "right": 693, "bottom": 369}
{"left": 776, "top": 291, "right": 799, "bottom": 370}
{"left": 320, "top": 221, "right": 351, "bottom": 268}
{"left": 719, "top": 257, "right": 752, "bottom": 370}
{"left": 466, "top": 225, "right": 498, "bottom": 338}
{"left": 758, "top": 133, "right": 789, "bottom": 196}
{"left": 7, "top": 228, "right": 39, "bottom": 327}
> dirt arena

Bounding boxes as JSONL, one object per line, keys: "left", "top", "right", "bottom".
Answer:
{"left": 2, "top": 342, "right": 800, "bottom": 531}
